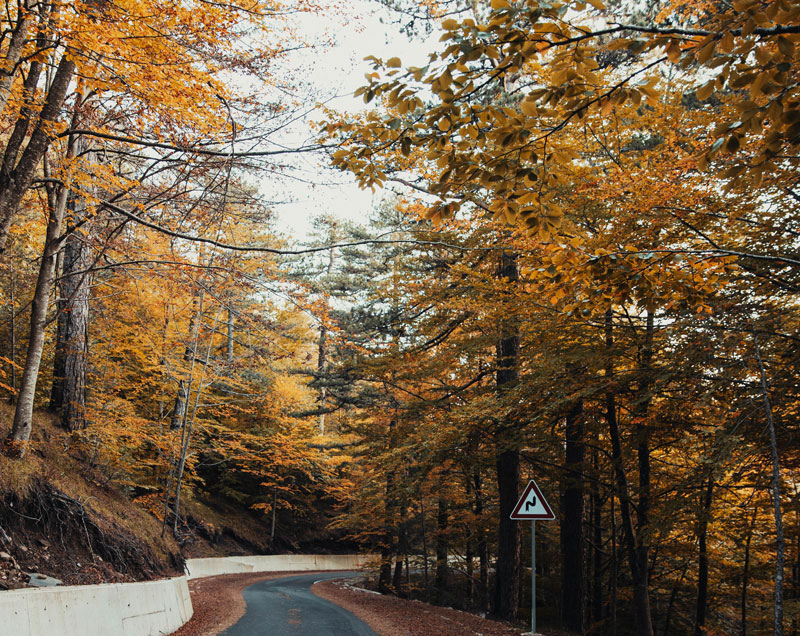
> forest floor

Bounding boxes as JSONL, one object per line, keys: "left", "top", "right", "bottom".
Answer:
{"left": 174, "top": 570, "right": 546, "bottom": 636}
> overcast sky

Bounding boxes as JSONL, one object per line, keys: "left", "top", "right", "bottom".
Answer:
{"left": 264, "top": 0, "right": 440, "bottom": 240}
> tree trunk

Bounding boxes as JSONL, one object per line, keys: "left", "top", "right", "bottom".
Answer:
{"left": 379, "top": 418, "right": 397, "bottom": 594}
{"left": 466, "top": 472, "right": 475, "bottom": 607}
{"left": 474, "top": 468, "right": 489, "bottom": 612}
{"left": 492, "top": 250, "right": 521, "bottom": 621}
{"left": 610, "top": 491, "right": 618, "bottom": 636}
{"left": 694, "top": 478, "right": 715, "bottom": 636}
{"left": 633, "top": 310, "right": 655, "bottom": 636}
{"left": 171, "top": 295, "right": 202, "bottom": 430}
{"left": 317, "top": 245, "right": 335, "bottom": 434}
{"left": 8, "top": 247, "right": 16, "bottom": 403}
{"left": 604, "top": 309, "right": 654, "bottom": 636}
{"left": 742, "top": 507, "right": 758, "bottom": 636}
{"left": 270, "top": 489, "right": 277, "bottom": 549}
{"left": 394, "top": 499, "right": 408, "bottom": 596}
{"left": 50, "top": 192, "right": 91, "bottom": 430}
{"left": 0, "top": 4, "right": 34, "bottom": 119}
{"left": 436, "top": 495, "right": 449, "bottom": 604}
{"left": 170, "top": 305, "right": 220, "bottom": 536}
{"left": 420, "top": 498, "right": 430, "bottom": 592}
{"left": 663, "top": 561, "right": 689, "bottom": 636}
{"left": 592, "top": 446, "right": 604, "bottom": 631}
{"left": 753, "top": 329, "right": 785, "bottom": 636}
{"left": 170, "top": 380, "right": 189, "bottom": 431}
{"left": 6, "top": 185, "right": 70, "bottom": 453}
{"left": 561, "top": 396, "right": 585, "bottom": 632}
{"left": 0, "top": 54, "right": 76, "bottom": 252}
{"left": 226, "top": 306, "right": 234, "bottom": 363}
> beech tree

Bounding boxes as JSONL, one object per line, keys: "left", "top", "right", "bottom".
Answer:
{"left": 2, "top": 0, "right": 319, "bottom": 453}
{"left": 322, "top": 0, "right": 800, "bottom": 632}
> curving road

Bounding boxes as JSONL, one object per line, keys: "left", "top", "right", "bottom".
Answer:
{"left": 220, "top": 571, "right": 377, "bottom": 636}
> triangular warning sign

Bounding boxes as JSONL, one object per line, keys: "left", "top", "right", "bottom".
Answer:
{"left": 510, "top": 479, "right": 555, "bottom": 520}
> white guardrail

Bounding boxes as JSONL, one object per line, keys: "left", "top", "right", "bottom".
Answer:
{"left": 0, "top": 576, "right": 192, "bottom": 636}
{"left": 0, "top": 554, "right": 370, "bottom": 636}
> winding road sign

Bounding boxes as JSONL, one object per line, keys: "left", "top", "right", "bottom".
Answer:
{"left": 510, "top": 479, "right": 555, "bottom": 520}
{"left": 510, "top": 479, "right": 555, "bottom": 634}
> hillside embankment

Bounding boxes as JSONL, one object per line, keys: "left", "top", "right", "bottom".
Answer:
{"left": 0, "top": 407, "right": 183, "bottom": 589}
{"left": 0, "top": 406, "right": 345, "bottom": 590}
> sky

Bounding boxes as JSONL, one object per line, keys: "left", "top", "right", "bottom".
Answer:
{"left": 264, "top": 0, "right": 441, "bottom": 241}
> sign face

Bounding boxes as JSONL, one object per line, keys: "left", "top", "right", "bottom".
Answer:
{"left": 510, "top": 479, "right": 556, "bottom": 521}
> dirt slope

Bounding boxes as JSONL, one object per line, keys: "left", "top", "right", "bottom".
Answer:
{"left": 0, "top": 408, "right": 182, "bottom": 588}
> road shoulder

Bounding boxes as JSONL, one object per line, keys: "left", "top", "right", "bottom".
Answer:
{"left": 311, "top": 579, "right": 527, "bottom": 636}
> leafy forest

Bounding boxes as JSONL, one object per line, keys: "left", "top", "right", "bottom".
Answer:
{"left": 0, "top": 0, "right": 798, "bottom": 635}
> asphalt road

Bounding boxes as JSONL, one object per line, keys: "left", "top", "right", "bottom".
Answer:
{"left": 220, "top": 571, "right": 378, "bottom": 636}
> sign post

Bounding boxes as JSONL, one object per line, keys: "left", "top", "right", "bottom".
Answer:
{"left": 510, "top": 479, "right": 555, "bottom": 635}
{"left": 531, "top": 520, "right": 536, "bottom": 634}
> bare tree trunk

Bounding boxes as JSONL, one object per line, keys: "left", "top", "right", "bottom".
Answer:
{"left": 317, "top": 245, "right": 335, "bottom": 434}
{"left": 663, "top": 561, "right": 689, "bottom": 636}
{"left": 474, "top": 467, "right": 489, "bottom": 613}
{"left": 420, "top": 498, "right": 430, "bottom": 592}
{"left": 754, "top": 329, "right": 785, "bottom": 636}
{"left": 466, "top": 473, "right": 475, "bottom": 608}
{"left": 742, "top": 506, "right": 758, "bottom": 636}
{"left": 8, "top": 247, "right": 16, "bottom": 403}
{"left": 171, "top": 295, "right": 202, "bottom": 430}
{"left": 171, "top": 306, "right": 220, "bottom": 536}
{"left": 50, "top": 189, "right": 91, "bottom": 430}
{"left": 492, "top": 250, "right": 521, "bottom": 621}
{"left": 561, "top": 396, "right": 585, "bottom": 632}
{"left": 226, "top": 306, "right": 234, "bottom": 362}
{"left": 6, "top": 185, "right": 70, "bottom": 452}
{"left": 171, "top": 379, "right": 189, "bottom": 431}
{"left": 605, "top": 309, "right": 654, "bottom": 636}
{"left": 54, "top": 231, "right": 90, "bottom": 430}
{"left": 0, "top": 54, "right": 76, "bottom": 252}
{"left": 0, "top": 3, "right": 34, "bottom": 119}
{"left": 317, "top": 321, "right": 329, "bottom": 435}
{"left": 592, "top": 445, "right": 604, "bottom": 632}
{"left": 379, "top": 419, "right": 397, "bottom": 594}
{"left": 610, "top": 491, "right": 618, "bottom": 636}
{"left": 694, "top": 478, "right": 715, "bottom": 636}
{"left": 393, "top": 499, "right": 408, "bottom": 596}
{"left": 435, "top": 495, "right": 449, "bottom": 604}
{"left": 633, "top": 310, "right": 655, "bottom": 636}
{"left": 270, "top": 489, "right": 277, "bottom": 549}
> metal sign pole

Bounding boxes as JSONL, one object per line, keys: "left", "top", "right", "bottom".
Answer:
{"left": 531, "top": 520, "right": 536, "bottom": 635}
{"left": 510, "top": 480, "right": 554, "bottom": 635}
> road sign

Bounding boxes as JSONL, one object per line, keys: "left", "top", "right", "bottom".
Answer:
{"left": 510, "top": 479, "right": 555, "bottom": 521}
{"left": 510, "top": 479, "right": 555, "bottom": 635}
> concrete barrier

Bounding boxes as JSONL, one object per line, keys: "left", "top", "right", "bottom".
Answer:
{"left": 184, "top": 553, "right": 372, "bottom": 580}
{"left": 0, "top": 576, "right": 192, "bottom": 636}
{"left": 0, "top": 554, "right": 371, "bottom": 635}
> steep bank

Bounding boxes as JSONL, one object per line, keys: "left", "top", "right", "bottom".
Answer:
{"left": 0, "top": 407, "right": 182, "bottom": 589}
{"left": 0, "top": 406, "right": 356, "bottom": 590}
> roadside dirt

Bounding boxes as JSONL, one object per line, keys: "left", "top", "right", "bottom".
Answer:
{"left": 313, "top": 578, "right": 530, "bottom": 636}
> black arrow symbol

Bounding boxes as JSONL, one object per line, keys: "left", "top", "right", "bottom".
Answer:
{"left": 525, "top": 497, "right": 537, "bottom": 511}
